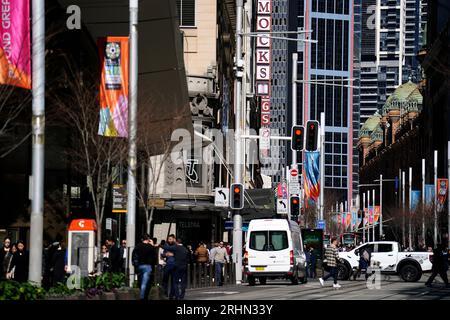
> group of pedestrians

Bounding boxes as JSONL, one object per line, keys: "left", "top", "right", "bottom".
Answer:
{"left": 132, "top": 234, "right": 190, "bottom": 300}
{"left": 100, "top": 237, "right": 126, "bottom": 273}
{"left": 0, "top": 237, "right": 29, "bottom": 283}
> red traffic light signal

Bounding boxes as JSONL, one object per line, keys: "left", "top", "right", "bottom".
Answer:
{"left": 230, "top": 183, "right": 244, "bottom": 210}
{"left": 305, "top": 120, "right": 319, "bottom": 151}
{"left": 291, "top": 125, "right": 304, "bottom": 151}
{"left": 290, "top": 196, "right": 300, "bottom": 216}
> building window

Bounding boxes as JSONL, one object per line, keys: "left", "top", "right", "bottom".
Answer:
{"left": 176, "top": 0, "right": 196, "bottom": 27}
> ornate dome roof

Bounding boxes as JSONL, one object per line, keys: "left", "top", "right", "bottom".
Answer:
{"left": 359, "top": 112, "right": 381, "bottom": 138}
{"left": 370, "top": 124, "right": 383, "bottom": 143}
{"left": 382, "top": 80, "right": 421, "bottom": 114}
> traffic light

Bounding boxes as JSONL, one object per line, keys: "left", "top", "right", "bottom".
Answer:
{"left": 230, "top": 183, "right": 244, "bottom": 210}
{"left": 290, "top": 196, "right": 300, "bottom": 217}
{"left": 305, "top": 120, "right": 319, "bottom": 151}
{"left": 291, "top": 125, "right": 304, "bottom": 151}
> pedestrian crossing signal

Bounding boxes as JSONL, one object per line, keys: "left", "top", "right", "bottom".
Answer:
{"left": 305, "top": 120, "right": 319, "bottom": 151}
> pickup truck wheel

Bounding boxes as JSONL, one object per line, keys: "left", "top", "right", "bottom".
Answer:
{"left": 299, "top": 276, "right": 307, "bottom": 284}
{"left": 337, "top": 263, "right": 350, "bottom": 280}
{"left": 248, "top": 275, "right": 256, "bottom": 286}
{"left": 290, "top": 275, "right": 299, "bottom": 285}
{"left": 399, "top": 264, "right": 421, "bottom": 282}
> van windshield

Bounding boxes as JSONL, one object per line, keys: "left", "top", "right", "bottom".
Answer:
{"left": 249, "top": 231, "right": 288, "bottom": 251}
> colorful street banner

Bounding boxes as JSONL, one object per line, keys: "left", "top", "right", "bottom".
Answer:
{"left": 0, "top": 1, "right": 31, "bottom": 89}
{"left": 303, "top": 151, "right": 320, "bottom": 204}
{"left": 374, "top": 206, "right": 380, "bottom": 223}
{"left": 437, "top": 178, "right": 448, "bottom": 212}
{"left": 411, "top": 190, "right": 421, "bottom": 211}
{"left": 425, "top": 184, "right": 435, "bottom": 206}
{"left": 351, "top": 210, "right": 357, "bottom": 230}
{"left": 98, "top": 37, "right": 129, "bottom": 137}
{"left": 277, "top": 182, "right": 288, "bottom": 199}
{"left": 345, "top": 212, "right": 351, "bottom": 229}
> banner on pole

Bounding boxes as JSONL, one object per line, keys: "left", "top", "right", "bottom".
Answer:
{"left": 425, "top": 184, "right": 435, "bottom": 206}
{"left": 437, "top": 179, "right": 448, "bottom": 212}
{"left": 411, "top": 190, "right": 421, "bottom": 212}
{"left": 303, "top": 151, "right": 320, "bottom": 206}
{"left": 98, "top": 37, "right": 129, "bottom": 137}
{"left": 0, "top": 1, "right": 31, "bottom": 89}
{"left": 374, "top": 206, "right": 380, "bottom": 223}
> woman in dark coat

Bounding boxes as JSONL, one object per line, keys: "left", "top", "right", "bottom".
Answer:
{"left": 8, "top": 240, "right": 29, "bottom": 283}
{"left": 51, "top": 242, "right": 67, "bottom": 285}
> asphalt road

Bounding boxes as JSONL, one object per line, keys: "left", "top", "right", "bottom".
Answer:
{"left": 186, "top": 273, "right": 450, "bottom": 300}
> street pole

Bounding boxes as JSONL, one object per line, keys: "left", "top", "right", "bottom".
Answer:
{"left": 402, "top": 170, "right": 406, "bottom": 248}
{"left": 380, "top": 174, "right": 383, "bottom": 239}
{"left": 448, "top": 142, "right": 450, "bottom": 250}
{"left": 422, "top": 158, "right": 426, "bottom": 244}
{"left": 372, "top": 189, "right": 375, "bottom": 242}
{"left": 434, "top": 150, "right": 438, "bottom": 246}
{"left": 320, "top": 112, "right": 325, "bottom": 221}
{"left": 409, "top": 167, "right": 412, "bottom": 250}
{"left": 126, "top": 0, "right": 138, "bottom": 286}
{"left": 367, "top": 190, "right": 370, "bottom": 242}
{"left": 233, "top": 0, "right": 244, "bottom": 285}
{"left": 363, "top": 192, "right": 366, "bottom": 243}
{"left": 291, "top": 53, "right": 297, "bottom": 166}
{"left": 29, "top": 0, "right": 45, "bottom": 285}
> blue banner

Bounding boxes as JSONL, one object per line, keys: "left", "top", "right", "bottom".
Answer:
{"left": 411, "top": 190, "right": 421, "bottom": 211}
{"left": 425, "top": 184, "right": 435, "bottom": 206}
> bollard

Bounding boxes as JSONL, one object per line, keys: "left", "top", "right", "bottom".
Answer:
{"left": 192, "top": 263, "right": 197, "bottom": 289}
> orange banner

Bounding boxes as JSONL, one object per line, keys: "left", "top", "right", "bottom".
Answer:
{"left": 98, "top": 37, "right": 129, "bottom": 137}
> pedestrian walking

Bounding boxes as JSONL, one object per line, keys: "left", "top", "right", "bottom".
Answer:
{"left": 210, "top": 241, "right": 229, "bottom": 286}
{"left": 425, "top": 244, "right": 450, "bottom": 288}
{"left": 100, "top": 244, "right": 110, "bottom": 273}
{"left": 353, "top": 245, "right": 372, "bottom": 280}
{"left": 162, "top": 234, "right": 178, "bottom": 299}
{"left": 173, "top": 239, "right": 190, "bottom": 300}
{"left": 106, "top": 237, "right": 121, "bottom": 273}
{"left": 308, "top": 247, "right": 317, "bottom": 279}
{"left": 0, "top": 237, "right": 11, "bottom": 279}
{"left": 119, "top": 239, "right": 127, "bottom": 273}
{"left": 7, "top": 240, "right": 29, "bottom": 283}
{"left": 51, "top": 241, "right": 67, "bottom": 285}
{"left": 4, "top": 243, "right": 16, "bottom": 280}
{"left": 209, "top": 243, "right": 218, "bottom": 264}
{"left": 132, "top": 234, "right": 157, "bottom": 300}
{"left": 194, "top": 242, "right": 209, "bottom": 265}
{"left": 319, "top": 237, "right": 341, "bottom": 289}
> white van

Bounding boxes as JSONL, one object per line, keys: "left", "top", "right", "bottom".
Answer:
{"left": 244, "top": 219, "right": 307, "bottom": 285}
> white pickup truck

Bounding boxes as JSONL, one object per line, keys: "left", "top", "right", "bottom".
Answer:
{"left": 336, "top": 241, "right": 433, "bottom": 282}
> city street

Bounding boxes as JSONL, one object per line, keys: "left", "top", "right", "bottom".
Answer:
{"left": 186, "top": 274, "right": 450, "bottom": 300}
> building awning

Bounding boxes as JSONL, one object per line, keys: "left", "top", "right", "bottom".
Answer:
{"left": 58, "top": 0, "right": 193, "bottom": 156}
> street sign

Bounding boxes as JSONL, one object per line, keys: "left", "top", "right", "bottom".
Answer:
{"left": 112, "top": 184, "right": 127, "bottom": 213}
{"left": 106, "top": 218, "right": 112, "bottom": 231}
{"left": 259, "top": 128, "right": 270, "bottom": 151}
{"left": 277, "top": 199, "right": 288, "bottom": 214}
{"left": 148, "top": 198, "right": 165, "bottom": 208}
{"left": 317, "top": 220, "right": 325, "bottom": 229}
{"left": 289, "top": 183, "right": 300, "bottom": 195}
{"left": 290, "top": 168, "right": 299, "bottom": 184}
{"left": 215, "top": 188, "right": 230, "bottom": 207}
{"left": 224, "top": 221, "right": 233, "bottom": 230}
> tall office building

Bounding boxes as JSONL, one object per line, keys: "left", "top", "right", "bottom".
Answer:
{"left": 294, "top": 0, "right": 357, "bottom": 206}
{"left": 359, "top": 0, "right": 427, "bottom": 126}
